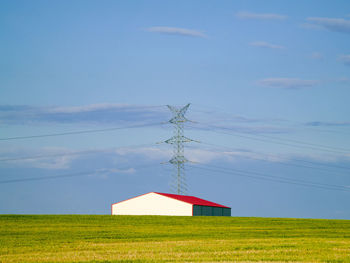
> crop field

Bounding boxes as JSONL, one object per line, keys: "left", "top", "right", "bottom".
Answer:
{"left": 1, "top": 215, "right": 350, "bottom": 262}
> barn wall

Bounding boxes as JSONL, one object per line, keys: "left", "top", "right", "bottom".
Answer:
{"left": 193, "top": 205, "right": 231, "bottom": 216}
{"left": 223, "top": 208, "right": 231, "bottom": 216}
{"left": 202, "top": 206, "right": 213, "bottom": 216}
{"left": 193, "top": 205, "right": 202, "bottom": 216}
{"left": 112, "top": 192, "right": 193, "bottom": 216}
{"left": 213, "top": 207, "right": 223, "bottom": 216}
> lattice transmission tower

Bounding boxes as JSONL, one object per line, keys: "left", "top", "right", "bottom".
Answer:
{"left": 165, "top": 103, "right": 196, "bottom": 195}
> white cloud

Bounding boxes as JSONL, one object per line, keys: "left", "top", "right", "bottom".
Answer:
{"left": 290, "top": 152, "right": 350, "bottom": 163}
{"left": 305, "top": 121, "right": 350, "bottom": 127}
{"left": 258, "top": 78, "right": 319, "bottom": 89}
{"left": 300, "top": 23, "right": 323, "bottom": 30}
{"left": 129, "top": 146, "right": 287, "bottom": 164}
{"left": 107, "top": 168, "right": 136, "bottom": 174}
{"left": 336, "top": 77, "right": 350, "bottom": 83}
{"left": 114, "top": 147, "right": 171, "bottom": 160}
{"left": 0, "top": 147, "right": 78, "bottom": 170}
{"left": 99, "top": 145, "right": 280, "bottom": 165}
{"left": 339, "top": 54, "right": 350, "bottom": 65}
{"left": 249, "top": 41, "right": 285, "bottom": 49}
{"left": 2, "top": 145, "right": 350, "bottom": 175}
{"left": 187, "top": 148, "right": 287, "bottom": 163}
{"left": 310, "top": 52, "right": 323, "bottom": 59}
{"left": 186, "top": 148, "right": 228, "bottom": 163}
{"left": 236, "top": 11, "right": 287, "bottom": 20}
{"left": 306, "top": 17, "right": 350, "bottom": 33}
{"left": 191, "top": 123, "right": 290, "bottom": 135}
{"left": 28, "top": 156, "right": 75, "bottom": 170}
{"left": 0, "top": 103, "right": 168, "bottom": 125}
{"left": 91, "top": 168, "right": 136, "bottom": 179}
{"left": 48, "top": 103, "right": 130, "bottom": 113}
{"left": 146, "top": 27, "right": 207, "bottom": 38}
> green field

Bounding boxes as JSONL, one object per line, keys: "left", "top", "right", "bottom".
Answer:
{"left": 1, "top": 215, "right": 350, "bottom": 262}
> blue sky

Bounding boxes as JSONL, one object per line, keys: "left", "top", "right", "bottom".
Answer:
{"left": 1, "top": 0, "right": 350, "bottom": 218}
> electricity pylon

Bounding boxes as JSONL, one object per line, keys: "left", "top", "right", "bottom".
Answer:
{"left": 165, "top": 103, "right": 195, "bottom": 195}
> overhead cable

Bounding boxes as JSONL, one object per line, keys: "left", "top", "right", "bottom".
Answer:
{"left": 0, "top": 163, "right": 158, "bottom": 185}
{"left": 0, "top": 122, "right": 162, "bottom": 141}
{"left": 189, "top": 163, "right": 350, "bottom": 192}
{"left": 190, "top": 123, "right": 349, "bottom": 154}
{"left": 0, "top": 143, "right": 157, "bottom": 162}
{"left": 191, "top": 103, "right": 350, "bottom": 135}
{"left": 196, "top": 141, "right": 350, "bottom": 172}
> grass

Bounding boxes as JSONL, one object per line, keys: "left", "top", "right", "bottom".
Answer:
{"left": 1, "top": 215, "right": 350, "bottom": 262}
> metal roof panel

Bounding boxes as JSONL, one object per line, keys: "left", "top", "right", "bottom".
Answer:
{"left": 155, "top": 192, "right": 230, "bottom": 208}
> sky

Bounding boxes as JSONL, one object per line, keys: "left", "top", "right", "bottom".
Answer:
{"left": 1, "top": 0, "right": 350, "bottom": 219}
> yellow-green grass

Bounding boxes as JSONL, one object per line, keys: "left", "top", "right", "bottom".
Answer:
{"left": 1, "top": 215, "right": 350, "bottom": 262}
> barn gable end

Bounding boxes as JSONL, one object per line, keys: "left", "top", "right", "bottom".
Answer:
{"left": 111, "top": 192, "right": 192, "bottom": 216}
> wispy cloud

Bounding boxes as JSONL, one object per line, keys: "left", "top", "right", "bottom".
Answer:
{"left": 310, "top": 52, "right": 323, "bottom": 60}
{"left": 116, "top": 146, "right": 235, "bottom": 164}
{"left": 0, "top": 146, "right": 224, "bottom": 170}
{"left": 190, "top": 146, "right": 288, "bottom": 163}
{"left": 258, "top": 78, "right": 319, "bottom": 89}
{"left": 305, "top": 121, "right": 350, "bottom": 127}
{"left": 306, "top": 17, "right": 350, "bottom": 34}
{"left": 92, "top": 168, "right": 136, "bottom": 179}
{"left": 189, "top": 110, "right": 265, "bottom": 124}
{"left": 114, "top": 147, "right": 171, "bottom": 160}
{"left": 0, "top": 104, "right": 289, "bottom": 136}
{"left": 0, "top": 147, "right": 79, "bottom": 170}
{"left": 236, "top": 11, "right": 287, "bottom": 20}
{"left": 146, "top": 27, "right": 207, "bottom": 38}
{"left": 0, "top": 104, "right": 168, "bottom": 125}
{"left": 189, "top": 122, "right": 290, "bottom": 135}
{"left": 336, "top": 77, "right": 350, "bottom": 83}
{"left": 0, "top": 146, "right": 168, "bottom": 170}
{"left": 0, "top": 145, "right": 287, "bottom": 170}
{"left": 2, "top": 144, "right": 349, "bottom": 174}
{"left": 249, "top": 41, "right": 285, "bottom": 49}
{"left": 338, "top": 54, "right": 350, "bottom": 66}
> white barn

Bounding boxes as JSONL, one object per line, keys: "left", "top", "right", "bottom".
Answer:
{"left": 111, "top": 192, "right": 231, "bottom": 216}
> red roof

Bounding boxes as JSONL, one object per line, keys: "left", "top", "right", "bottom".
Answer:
{"left": 155, "top": 192, "right": 230, "bottom": 208}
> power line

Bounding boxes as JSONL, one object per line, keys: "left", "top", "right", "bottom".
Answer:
{"left": 0, "top": 122, "right": 162, "bottom": 141}
{"left": 195, "top": 141, "right": 350, "bottom": 173}
{"left": 186, "top": 145, "right": 347, "bottom": 178}
{"left": 0, "top": 171, "right": 96, "bottom": 184}
{"left": 0, "top": 163, "right": 158, "bottom": 185}
{"left": 191, "top": 103, "right": 350, "bottom": 135}
{"left": 190, "top": 123, "right": 349, "bottom": 155}
{"left": 2, "top": 121, "right": 348, "bottom": 176}
{"left": 199, "top": 123, "right": 350, "bottom": 153}
{"left": 289, "top": 158, "right": 350, "bottom": 171}
{"left": 247, "top": 130, "right": 350, "bottom": 152}
{"left": 0, "top": 143, "right": 157, "bottom": 162}
{"left": 189, "top": 163, "right": 350, "bottom": 192}
{"left": 204, "top": 163, "right": 349, "bottom": 190}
